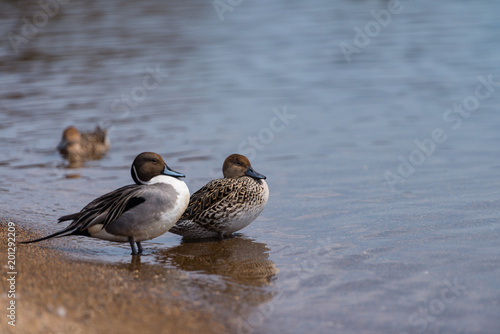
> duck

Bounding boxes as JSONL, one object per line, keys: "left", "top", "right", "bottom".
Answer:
{"left": 22, "top": 152, "right": 190, "bottom": 255}
{"left": 57, "top": 125, "right": 110, "bottom": 167}
{"left": 169, "top": 154, "right": 269, "bottom": 240}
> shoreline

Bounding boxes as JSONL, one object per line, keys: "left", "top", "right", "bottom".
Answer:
{"left": 1, "top": 220, "right": 227, "bottom": 334}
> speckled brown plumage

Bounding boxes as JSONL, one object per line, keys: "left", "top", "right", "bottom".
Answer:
{"left": 170, "top": 154, "right": 269, "bottom": 239}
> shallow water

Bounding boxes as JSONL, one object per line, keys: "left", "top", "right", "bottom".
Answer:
{"left": 1, "top": 0, "right": 500, "bottom": 333}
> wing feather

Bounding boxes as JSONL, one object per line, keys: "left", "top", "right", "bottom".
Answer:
{"left": 60, "top": 184, "right": 146, "bottom": 232}
{"left": 180, "top": 179, "right": 238, "bottom": 222}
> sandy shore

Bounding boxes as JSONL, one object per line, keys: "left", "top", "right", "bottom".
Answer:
{"left": 0, "top": 220, "right": 227, "bottom": 334}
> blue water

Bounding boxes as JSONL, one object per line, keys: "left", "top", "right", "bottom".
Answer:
{"left": 1, "top": 0, "right": 500, "bottom": 333}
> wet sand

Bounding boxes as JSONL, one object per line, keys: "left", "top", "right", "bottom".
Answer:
{"left": 0, "top": 220, "right": 227, "bottom": 334}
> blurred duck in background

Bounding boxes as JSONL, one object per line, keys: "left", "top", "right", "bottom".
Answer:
{"left": 57, "top": 125, "right": 110, "bottom": 167}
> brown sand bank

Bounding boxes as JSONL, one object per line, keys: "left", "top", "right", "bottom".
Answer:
{"left": 1, "top": 220, "right": 228, "bottom": 334}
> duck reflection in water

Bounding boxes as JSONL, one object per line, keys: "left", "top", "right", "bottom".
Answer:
{"left": 154, "top": 236, "right": 278, "bottom": 287}
{"left": 116, "top": 237, "right": 279, "bottom": 331}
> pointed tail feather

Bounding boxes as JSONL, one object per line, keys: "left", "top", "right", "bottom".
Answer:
{"left": 20, "top": 227, "right": 77, "bottom": 244}
{"left": 58, "top": 213, "right": 79, "bottom": 223}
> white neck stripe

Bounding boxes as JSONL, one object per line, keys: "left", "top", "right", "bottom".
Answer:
{"left": 133, "top": 165, "right": 149, "bottom": 185}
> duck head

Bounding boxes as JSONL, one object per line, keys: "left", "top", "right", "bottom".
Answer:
{"left": 222, "top": 154, "right": 266, "bottom": 180}
{"left": 131, "top": 152, "right": 185, "bottom": 185}
{"left": 57, "top": 126, "right": 81, "bottom": 151}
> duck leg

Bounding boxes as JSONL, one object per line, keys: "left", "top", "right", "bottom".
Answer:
{"left": 136, "top": 241, "right": 143, "bottom": 254}
{"left": 128, "top": 236, "right": 138, "bottom": 255}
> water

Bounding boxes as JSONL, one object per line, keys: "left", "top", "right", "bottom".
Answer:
{"left": 1, "top": 0, "right": 500, "bottom": 332}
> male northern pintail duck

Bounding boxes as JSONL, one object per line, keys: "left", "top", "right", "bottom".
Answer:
{"left": 169, "top": 154, "right": 269, "bottom": 239}
{"left": 22, "top": 152, "right": 190, "bottom": 255}
{"left": 57, "top": 125, "right": 110, "bottom": 167}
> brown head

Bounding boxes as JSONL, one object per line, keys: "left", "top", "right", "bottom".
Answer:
{"left": 62, "top": 126, "right": 81, "bottom": 142}
{"left": 57, "top": 126, "right": 81, "bottom": 151}
{"left": 222, "top": 154, "right": 266, "bottom": 180}
{"left": 131, "top": 152, "right": 185, "bottom": 185}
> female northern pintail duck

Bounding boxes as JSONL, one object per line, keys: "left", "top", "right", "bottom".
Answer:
{"left": 169, "top": 154, "right": 269, "bottom": 240}
{"left": 22, "top": 152, "right": 190, "bottom": 255}
{"left": 57, "top": 125, "right": 110, "bottom": 167}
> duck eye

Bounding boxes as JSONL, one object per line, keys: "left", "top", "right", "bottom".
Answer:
{"left": 152, "top": 159, "right": 158, "bottom": 163}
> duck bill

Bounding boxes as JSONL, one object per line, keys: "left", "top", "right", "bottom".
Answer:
{"left": 245, "top": 167, "right": 266, "bottom": 179}
{"left": 163, "top": 165, "right": 185, "bottom": 178}
{"left": 57, "top": 139, "right": 67, "bottom": 151}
